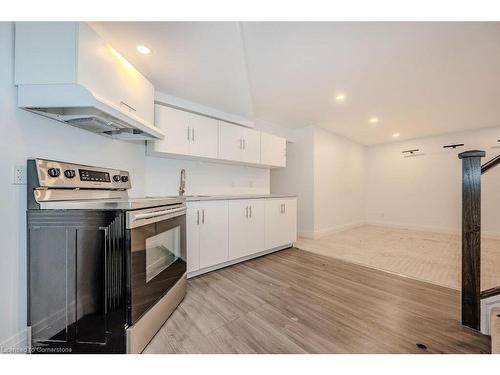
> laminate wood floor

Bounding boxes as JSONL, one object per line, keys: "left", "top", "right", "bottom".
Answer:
{"left": 296, "top": 225, "right": 500, "bottom": 290}
{"left": 144, "top": 248, "right": 490, "bottom": 354}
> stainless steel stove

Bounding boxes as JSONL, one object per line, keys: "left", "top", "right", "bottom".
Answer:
{"left": 27, "top": 158, "right": 187, "bottom": 354}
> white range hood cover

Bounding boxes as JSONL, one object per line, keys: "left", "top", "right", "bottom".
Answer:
{"left": 17, "top": 83, "right": 164, "bottom": 140}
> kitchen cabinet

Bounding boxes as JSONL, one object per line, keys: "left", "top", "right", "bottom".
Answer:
{"left": 265, "top": 198, "right": 297, "bottom": 250}
{"left": 186, "top": 201, "right": 229, "bottom": 272}
{"left": 187, "top": 196, "right": 297, "bottom": 277}
{"left": 14, "top": 22, "right": 156, "bottom": 133}
{"left": 148, "top": 105, "right": 218, "bottom": 159}
{"left": 189, "top": 112, "right": 219, "bottom": 158}
{"left": 148, "top": 106, "right": 287, "bottom": 168}
{"left": 228, "top": 200, "right": 265, "bottom": 260}
{"left": 218, "top": 121, "right": 261, "bottom": 164}
{"left": 261, "top": 133, "right": 287, "bottom": 167}
{"left": 186, "top": 202, "right": 200, "bottom": 273}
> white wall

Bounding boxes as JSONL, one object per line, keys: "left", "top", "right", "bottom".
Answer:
{"left": 271, "top": 127, "right": 315, "bottom": 237}
{"left": 271, "top": 126, "right": 365, "bottom": 238}
{"left": 365, "top": 126, "right": 500, "bottom": 236}
{"left": 313, "top": 128, "right": 365, "bottom": 237}
{"left": 0, "top": 22, "right": 270, "bottom": 348}
{"left": 146, "top": 157, "right": 269, "bottom": 196}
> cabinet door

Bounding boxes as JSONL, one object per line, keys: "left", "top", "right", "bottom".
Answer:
{"left": 153, "top": 105, "right": 190, "bottom": 155}
{"left": 241, "top": 128, "right": 261, "bottom": 164}
{"left": 228, "top": 200, "right": 249, "bottom": 260}
{"left": 261, "top": 133, "right": 286, "bottom": 167}
{"left": 282, "top": 198, "right": 297, "bottom": 245}
{"left": 199, "top": 201, "right": 229, "bottom": 269}
{"left": 246, "top": 200, "right": 266, "bottom": 254}
{"left": 265, "top": 199, "right": 285, "bottom": 250}
{"left": 186, "top": 203, "right": 201, "bottom": 273}
{"left": 189, "top": 113, "right": 218, "bottom": 158}
{"left": 218, "top": 121, "right": 245, "bottom": 162}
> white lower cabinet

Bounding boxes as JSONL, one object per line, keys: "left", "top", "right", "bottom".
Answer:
{"left": 265, "top": 198, "right": 297, "bottom": 250}
{"left": 228, "top": 200, "right": 265, "bottom": 260}
{"left": 187, "top": 197, "right": 296, "bottom": 277}
{"left": 186, "top": 200, "right": 229, "bottom": 273}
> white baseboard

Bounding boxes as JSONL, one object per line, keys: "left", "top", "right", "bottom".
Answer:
{"left": 313, "top": 222, "right": 364, "bottom": 239}
{"left": 365, "top": 220, "right": 500, "bottom": 239}
{"left": 0, "top": 329, "right": 27, "bottom": 354}
{"left": 298, "top": 230, "right": 315, "bottom": 239}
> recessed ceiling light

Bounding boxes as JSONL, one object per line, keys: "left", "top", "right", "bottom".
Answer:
{"left": 136, "top": 45, "right": 151, "bottom": 55}
{"left": 392, "top": 132, "right": 400, "bottom": 139}
{"left": 369, "top": 117, "right": 379, "bottom": 124}
{"left": 335, "top": 93, "right": 346, "bottom": 102}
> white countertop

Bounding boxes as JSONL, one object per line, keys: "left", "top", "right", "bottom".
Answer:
{"left": 184, "top": 194, "right": 296, "bottom": 202}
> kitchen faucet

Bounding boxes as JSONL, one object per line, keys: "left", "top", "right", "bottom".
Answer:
{"left": 179, "top": 169, "right": 186, "bottom": 196}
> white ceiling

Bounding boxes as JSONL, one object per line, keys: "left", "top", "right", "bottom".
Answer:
{"left": 92, "top": 22, "right": 500, "bottom": 145}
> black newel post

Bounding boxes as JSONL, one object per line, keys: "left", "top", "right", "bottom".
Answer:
{"left": 458, "top": 150, "right": 485, "bottom": 330}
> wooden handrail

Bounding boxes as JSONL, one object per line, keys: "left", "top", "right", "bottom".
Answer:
{"left": 481, "top": 286, "right": 500, "bottom": 300}
{"left": 481, "top": 153, "right": 500, "bottom": 174}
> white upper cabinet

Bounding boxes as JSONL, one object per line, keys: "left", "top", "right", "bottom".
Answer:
{"left": 14, "top": 22, "right": 160, "bottom": 139}
{"left": 148, "top": 105, "right": 286, "bottom": 168}
{"left": 261, "top": 133, "right": 287, "bottom": 167}
{"left": 151, "top": 105, "right": 191, "bottom": 155}
{"left": 218, "top": 121, "right": 260, "bottom": 164}
{"left": 148, "top": 105, "right": 218, "bottom": 159}
{"left": 189, "top": 112, "right": 219, "bottom": 158}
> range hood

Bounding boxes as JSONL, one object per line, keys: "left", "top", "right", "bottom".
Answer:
{"left": 17, "top": 84, "right": 164, "bottom": 140}
{"left": 14, "top": 22, "right": 164, "bottom": 141}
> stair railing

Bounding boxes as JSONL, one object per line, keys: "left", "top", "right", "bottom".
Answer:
{"left": 458, "top": 150, "right": 500, "bottom": 331}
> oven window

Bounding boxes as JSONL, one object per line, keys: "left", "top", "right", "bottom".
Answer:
{"left": 146, "top": 225, "right": 181, "bottom": 283}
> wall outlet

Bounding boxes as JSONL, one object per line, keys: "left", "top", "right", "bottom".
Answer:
{"left": 13, "top": 165, "right": 26, "bottom": 185}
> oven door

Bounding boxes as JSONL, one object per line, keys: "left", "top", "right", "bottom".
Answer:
{"left": 126, "top": 204, "right": 187, "bottom": 325}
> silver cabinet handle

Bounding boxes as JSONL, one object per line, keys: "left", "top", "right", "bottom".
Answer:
{"left": 192, "top": 127, "right": 195, "bottom": 142}
{"left": 243, "top": 139, "right": 246, "bottom": 150}
{"left": 283, "top": 203, "right": 286, "bottom": 214}
{"left": 239, "top": 138, "right": 243, "bottom": 150}
{"left": 120, "top": 101, "right": 136, "bottom": 112}
{"left": 202, "top": 209, "right": 205, "bottom": 224}
{"left": 249, "top": 205, "right": 252, "bottom": 218}
{"left": 197, "top": 209, "right": 200, "bottom": 225}
{"left": 245, "top": 206, "right": 248, "bottom": 218}
{"left": 187, "top": 127, "right": 190, "bottom": 141}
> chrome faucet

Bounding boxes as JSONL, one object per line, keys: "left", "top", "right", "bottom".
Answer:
{"left": 179, "top": 169, "right": 186, "bottom": 196}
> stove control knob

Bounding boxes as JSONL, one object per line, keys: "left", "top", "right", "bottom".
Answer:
{"left": 47, "top": 168, "right": 61, "bottom": 178}
{"left": 64, "top": 169, "right": 76, "bottom": 179}
{"left": 121, "top": 175, "right": 129, "bottom": 183}
{"left": 113, "top": 175, "right": 121, "bottom": 182}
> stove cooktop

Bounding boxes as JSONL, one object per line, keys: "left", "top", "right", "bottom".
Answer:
{"left": 37, "top": 196, "right": 186, "bottom": 210}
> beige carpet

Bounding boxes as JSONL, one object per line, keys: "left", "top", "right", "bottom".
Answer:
{"left": 295, "top": 225, "right": 500, "bottom": 290}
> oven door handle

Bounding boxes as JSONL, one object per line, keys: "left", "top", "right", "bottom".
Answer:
{"left": 127, "top": 206, "right": 186, "bottom": 228}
